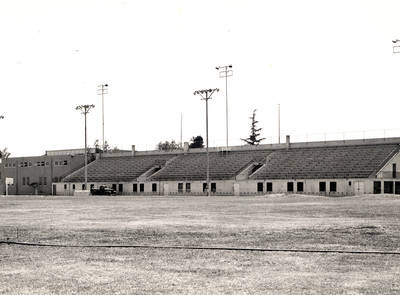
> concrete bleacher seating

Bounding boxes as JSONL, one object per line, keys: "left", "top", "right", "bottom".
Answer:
{"left": 63, "top": 154, "right": 176, "bottom": 183}
{"left": 150, "top": 150, "right": 273, "bottom": 181}
{"left": 250, "top": 143, "right": 399, "bottom": 180}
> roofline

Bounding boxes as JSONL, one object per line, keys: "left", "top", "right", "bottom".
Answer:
{"left": 100, "top": 137, "right": 400, "bottom": 158}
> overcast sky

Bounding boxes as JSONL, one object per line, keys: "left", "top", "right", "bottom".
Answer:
{"left": 1, "top": 0, "right": 400, "bottom": 156}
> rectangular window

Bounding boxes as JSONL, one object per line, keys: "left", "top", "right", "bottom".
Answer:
{"left": 64, "top": 160, "right": 68, "bottom": 166}
{"left": 27, "top": 177, "right": 30, "bottom": 185}
{"left": 330, "top": 181, "right": 337, "bottom": 192}
{"left": 118, "top": 184, "right": 123, "bottom": 192}
{"left": 112, "top": 184, "right": 117, "bottom": 191}
{"left": 22, "top": 177, "right": 26, "bottom": 185}
{"left": 185, "top": 183, "right": 191, "bottom": 193}
{"left": 287, "top": 182, "right": 294, "bottom": 192}
{"left": 384, "top": 181, "right": 394, "bottom": 194}
{"left": 139, "top": 183, "right": 144, "bottom": 192}
{"left": 152, "top": 183, "right": 157, "bottom": 192}
{"left": 72, "top": 184, "right": 75, "bottom": 190}
{"left": 266, "top": 182, "right": 273, "bottom": 192}
{"left": 43, "top": 177, "right": 47, "bottom": 185}
{"left": 203, "top": 183, "right": 207, "bottom": 193}
{"left": 133, "top": 183, "right": 138, "bottom": 192}
{"left": 178, "top": 183, "right": 183, "bottom": 193}
{"left": 393, "top": 163, "right": 397, "bottom": 178}
{"left": 211, "top": 183, "right": 216, "bottom": 193}
{"left": 82, "top": 184, "right": 86, "bottom": 190}
{"left": 319, "top": 182, "right": 326, "bottom": 192}
{"left": 64, "top": 184, "right": 67, "bottom": 190}
{"left": 297, "top": 182, "right": 304, "bottom": 192}
{"left": 257, "top": 182, "right": 264, "bottom": 192}
{"left": 55, "top": 161, "right": 59, "bottom": 166}
{"left": 373, "top": 181, "right": 381, "bottom": 194}
{"left": 395, "top": 182, "right": 400, "bottom": 195}
{"left": 39, "top": 177, "right": 42, "bottom": 185}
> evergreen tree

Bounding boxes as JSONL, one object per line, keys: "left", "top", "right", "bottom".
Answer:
{"left": 189, "top": 136, "right": 204, "bottom": 148}
{"left": 241, "top": 109, "right": 266, "bottom": 145}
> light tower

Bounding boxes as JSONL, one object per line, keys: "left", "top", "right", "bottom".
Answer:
{"left": 97, "top": 84, "right": 109, "bottom": 150}
{"left": 216, "top": 65, "right": 233, "bottom": 148}
{"left": 75, "top": 104, "right": 95, "bottom": 190}
{"left": 194, "top": 88, "right": 219, "bottom": 196}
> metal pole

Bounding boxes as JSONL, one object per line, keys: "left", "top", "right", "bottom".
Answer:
{"left": 102, "top": 86, "right": 105, "bottom": 149}
{"left": 180, "top": 112, "right": 183, "bottom": 148}
{"left": 278, "top": 104, "right": 280, "bottom": 144}
{"left": 225, "top": 68, "right": 228, "bottom": 148}
{"left": 84, "top": 111, "right": 87, "bottom": 190}
{"left": 206, "top": 95, "right": 210, "bottom": 196}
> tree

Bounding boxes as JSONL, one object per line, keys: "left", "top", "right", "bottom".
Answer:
{"left": 241, "top": 109, "right": 266, "bottom": 145}
{"left": 189, "top": 136, "right": 204, "bottom": 148}
{"left": 0, "top": 148, "right": 10, "bottom": 159}
{"left": 157, "top": 140, "right": 181, "bottom": 151}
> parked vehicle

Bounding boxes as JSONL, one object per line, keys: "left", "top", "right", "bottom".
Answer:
{"left": 90, "top": 185, "right": 116, "bottom": 196}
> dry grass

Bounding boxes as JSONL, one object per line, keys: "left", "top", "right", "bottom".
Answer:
{"left": 1, "top": 194, "right": 400, "bottom": 294}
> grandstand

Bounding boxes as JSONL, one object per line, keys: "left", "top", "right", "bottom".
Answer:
{"left": 55, "top": 136, "right": 400, "bottom": 196}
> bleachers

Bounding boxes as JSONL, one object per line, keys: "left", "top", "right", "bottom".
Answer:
{"left": 150, "top": 150, "right": 273, "bottom": 181}
{"left": 63, "top": 154, "right": 176, "bottom": 183}
{"left": 250, "top": 143, "right": 399, "bottom": 180}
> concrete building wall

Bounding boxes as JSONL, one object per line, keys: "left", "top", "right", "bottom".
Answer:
{"left": 1, "top": 154, "right": 88, "bottom": 195}
{"left": 377, "top": 152, "right": 400, "bottom": 179}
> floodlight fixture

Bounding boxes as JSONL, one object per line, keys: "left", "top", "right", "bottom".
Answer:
{"left": 393, "top": 39, "right": 400, "bottom": 54}
{"left": 0, "top": 115, "right": 4, "bottom": 119}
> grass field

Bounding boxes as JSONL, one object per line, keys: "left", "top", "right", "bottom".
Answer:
{"left": 1, "top": 194, "right": 400, "bottom": 294}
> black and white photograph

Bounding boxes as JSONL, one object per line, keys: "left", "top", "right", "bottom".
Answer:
{"left": 1, "top": 0, "right": 400, "bottom": 294}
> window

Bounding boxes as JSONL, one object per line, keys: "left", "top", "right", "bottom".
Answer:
{"left": 319, "top": 182, "right": 326, "bottom": 192}
{"left": 112, "top": 184, "right": 117, "bottom": 191}
{"left": 203, "top": 183, "right": 208, "bottom": 192}
{"left": 287, "top": 182, "right": 294, "bottom": 192}
{"left": 139, "top": 183, "right": 144, "bottom": 192}
{"left": 55, "top": 161, "right": 59, "bottom": 166}
{"left": 133, "top": 183, "right": 138, "bottom": 193}
{"left": 22, "top": 177, "right": 26, "bottom": 185}
{"left": 43, "top": 177, "right": 47, "bottom": 185}
{"left": 211, "top": 183, "right": 216, "bottom": 193}
{"left": 395, "top": 182, "right": 400, "bottom": 195}
{"left": 72, "top": 184, "right": 76, "bottom": 190}
{"left": 178, "top": 183, "right": 183, "bottom": 193}
{"left": 384, "top": 181, "right": 394, "bottom": 194}
{"left": 185, "top": 183, "right": 191, "bottom": 193}
{"left": 330, "top": 181, "right": 337, "bottom": 192}
{"left": 82, "top": 184, "right": 86, "bottom": 190}
{"left": 348, "top": 181, "right": 352, "bottom": 186}
{"left": 373, "top": 181, "right": 381, "bottom": 194}
{"left": 118, "top": 184, "right": 123, "bottom": 192}
{"left": 27, "top": 177, "right": 30, "bottom": 185}
{"left": 28, "top": 162, "right": 32, "bottom": 167}
{"left": 90, "top": 184, "right": 94, "bottom": 190}
{"left": 64, "top": 160, "right": 68, "bottom": 165}
{"left": 257, "top": 182, "right": 264, "bottom": 193}
{"left": 297, "top": 182, "right": 304, "bottom": 192}
{"left": 393, "top": 163, "right": 397, "bottom": 178}
{"left": 39, "top": 177, "right": 42, "bottom": 185}
{"left": 266, "top": 182, "right": 273, "bottom": 192}
{"left": 152, "top": 183, "right": 157, "bottom": 192}
{"left": 64, "top": 184, "right": 67, "bottom": 190}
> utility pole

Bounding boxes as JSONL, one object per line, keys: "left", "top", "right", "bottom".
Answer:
{"left": 75, "top": 104, "right": 95, "bottom": 191}
{"left": 97, "top": 84, "right": 109, "bottom": 150}
{"left": 278, "top": 104, "right": 281, "bottom": 144}
{"left": 194, "top": 88, "right": 219, "bottom": 196}
{"left": 180, "top": 112, "right": 183, "bottom": 148}
{"left": 216, "top": 65, "right": 233, "bottom": 148}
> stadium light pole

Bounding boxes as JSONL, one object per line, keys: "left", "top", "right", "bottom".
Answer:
{"left": 194, "top": 88, "right": 219, "bottom": 196}
{"left": 75, "top": 104, "right": 95, "bottom": 190}
{"left": 216, "top": 65, "right": 233, "bottom": 148}
{"left": 97, "top": 84, "right": 109, "bottom": 151}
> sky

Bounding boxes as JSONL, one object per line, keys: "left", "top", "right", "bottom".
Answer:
{"left": 1, "top": 0, "right": 400, "bottom": 156}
